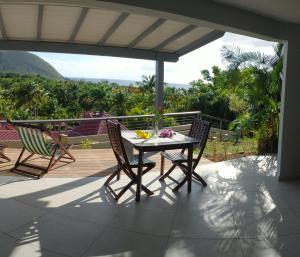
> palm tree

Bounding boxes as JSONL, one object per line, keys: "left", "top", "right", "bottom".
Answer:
{"left": 221, "top": 44, "right": 282, "bottom": 70}
{"left": 221, "top": 43, "right": 283, "bottom": 153}
{"left": 138, "top": 75, "right": 156, "bottom": 93}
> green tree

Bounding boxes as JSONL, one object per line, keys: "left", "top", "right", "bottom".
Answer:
{"left": 221, "top": 44, "right": 283, "bottom": 153}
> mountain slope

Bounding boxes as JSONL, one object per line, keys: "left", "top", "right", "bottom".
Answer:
{"left": 0, "top": 51, "right": 63, "bottom": 80}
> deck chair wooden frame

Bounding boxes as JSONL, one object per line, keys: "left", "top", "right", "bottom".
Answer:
{"left": 105, "top": 120, "right": 155, "bottom": 201}
{"left": 159, "top": 118, "right": 210, "bottom": 189}
{"left": 8, "top": 121, "right": 76, "bottom": 179}
{"left": 0, "top": 144, "right": 10, "bottom": 162}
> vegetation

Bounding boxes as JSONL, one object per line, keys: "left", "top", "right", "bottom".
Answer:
{"left": 0, "top": 51, "right": 63, "bottom": 80}
{"left": 204, "top": 138, "right": 258, "bottom": 162}
{"left": 220, "top": 44, "right": 283, "bottom": 153}
{"left": 0, "top": 44, "right": 283, "bottom": 155}
{"left": 0, "top": 73, "right": 233, "bottom": 120}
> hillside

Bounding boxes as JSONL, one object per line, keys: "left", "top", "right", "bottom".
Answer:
{"left": 0, "top": 51, "right": 63, "bottom": 80}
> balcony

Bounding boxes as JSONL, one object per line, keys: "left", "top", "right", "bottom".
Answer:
{"left": 1, "top": 154, "right": 295, "bottom": 257}
{"left": 0, "top": 112, "right": 294, "bottom": 257}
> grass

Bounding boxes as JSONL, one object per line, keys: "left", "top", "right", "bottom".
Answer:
{"left": 203, "top": 137, "right": 258, "bottom": 162}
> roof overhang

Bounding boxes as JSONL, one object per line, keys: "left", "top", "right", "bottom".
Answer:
{"left": 0, "top": 1, "right": 225, "bottom": 62}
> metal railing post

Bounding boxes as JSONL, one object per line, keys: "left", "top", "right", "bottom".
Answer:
{"left": 197, "top": 111, "right": 202, "bottom": 120}
{"left": 219, "top": 119, "right": 223, "bottom": 140}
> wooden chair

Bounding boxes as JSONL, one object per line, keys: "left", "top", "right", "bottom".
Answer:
{"left": 159, "top": 118, "right": 210, "bottom": 188}
{"left": 8, "top": 121, "right": 76, "bottom": 178}
{"left": 105, "top": 120, "right": 155, "bottom": 201}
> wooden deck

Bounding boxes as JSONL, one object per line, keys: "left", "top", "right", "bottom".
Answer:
{"left": 0, "top": 148, "right": 212, "bottom": 178}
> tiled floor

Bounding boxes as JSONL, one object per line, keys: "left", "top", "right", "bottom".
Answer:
{"left": 1, "top": 155, "right": 300, "bottom": 257}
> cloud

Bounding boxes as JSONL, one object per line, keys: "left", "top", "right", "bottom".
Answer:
{"left": 34, "top": 32, "right": 277, "bottom": 85}
{"left": 39, "top": 55, "right": 155, "bottom": 81}
{"left": 223, "top": 33, "right": 276, "bottom": 48}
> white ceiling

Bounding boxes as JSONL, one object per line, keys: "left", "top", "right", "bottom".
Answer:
{"left": 0, "top": 3, "right": 224, "bottom": 60}
{"left": 214, "top": 0, "right": 300, "bottom": 23}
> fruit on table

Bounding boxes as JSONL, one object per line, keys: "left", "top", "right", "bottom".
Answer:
{"left": 159, "top": 129, "right": 176, "bottom": 138}
{"left": 135, "top": 130, "right": 151, "bottom": 139}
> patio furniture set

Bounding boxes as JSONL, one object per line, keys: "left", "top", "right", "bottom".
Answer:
{"left": 1, "top": 118, "right": 210, "bottom": 201}
{"left": 105, "top": 118, "right": 210, "bottom": 201}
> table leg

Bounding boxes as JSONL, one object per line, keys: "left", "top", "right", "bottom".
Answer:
{"left": 187, "top": 145, "right": 193, "bottom": 193}
{"left": 136, "top": 150, "right": 144, "bottom": 201}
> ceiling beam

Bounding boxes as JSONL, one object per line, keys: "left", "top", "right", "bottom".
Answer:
{"left": 36, "top": 5, "right": 44, "bottom": 41}
{"left": 95, "top": 0, "right": 281, "bottom": 41}
{"left": 176, "top": 30, "right": 225, "bottom": 56}
{"left": 0, "top": 8, "right": 7, "bottom": 40}
{"left": 98, "top": 12, "right": 129, "bottom": 45}
{"left": 69, "top": 7, "right": 89, "bottom": 43}
{"left": 153, "top": 24, "right": 197, "bottom": 51}
{"left": 0, "top": 0, "right": 283, "bottom": 41}
{"left": 0, "top": 39, "right": 179, "bottom": 62}
{"left": 127, "top": 18, "right": 165, "bottom": 48}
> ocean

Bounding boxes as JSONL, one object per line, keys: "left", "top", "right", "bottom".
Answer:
{"left": 68, "top": 77, "right": 190, "bottom": 89}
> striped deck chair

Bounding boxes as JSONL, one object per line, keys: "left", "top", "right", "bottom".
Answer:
{"left": 8, "top": 121, "right": 75, "bottom": 178}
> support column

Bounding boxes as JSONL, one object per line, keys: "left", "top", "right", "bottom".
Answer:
{"left": 155, "top": 59, "right": 164, "bottom": 112}
{"left": 278, "top": 28, "right": 300, "bottom": 180}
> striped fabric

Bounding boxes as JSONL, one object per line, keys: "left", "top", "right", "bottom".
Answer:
{"left": 46, "top": 142, "right": 67, "bottom": 157}
{"left": 16, "top": 126, "right": 52, "bottom": 156}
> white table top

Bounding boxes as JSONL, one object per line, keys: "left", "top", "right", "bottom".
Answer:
{"left": 121, "top": 130, "right": 198, "bottom": 151}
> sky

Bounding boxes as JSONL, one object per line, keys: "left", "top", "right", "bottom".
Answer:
{"left": 34, "top": 32, "right": 277, "bottom": 85}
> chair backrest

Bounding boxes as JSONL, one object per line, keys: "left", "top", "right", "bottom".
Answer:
{"left": 98, "top": 112, "right": 128, "bottom": 134}
{"left": 189, "top": 118, "right": 211, "bottom": 168}
{"left": 106, "top": 119, "right": 131, "bottom": 169}
{"left": 10, "top": 122, "right": 52, "bottom": 156}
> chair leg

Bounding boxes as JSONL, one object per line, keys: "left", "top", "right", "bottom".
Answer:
{"left": 55, "top": 151, "right": 73, "bottom": 164}
{"left": 10, "top": 149, "right": 43, "bottom": 179}
{"left": 47, "top": 146, "right": 76, "bottom": 172}
{"left": 0, "top": 150, "right": 11, "bottom": 162}
{"left": 143, "top": 164, "right": 155, "bottom": 175}
{"left": 14, "top": 148, "right": 25, "bottom": 167}
{"left": 105, "top": 167, "right": 122, "bottom": 186}
{"left": 159, "top": 164, "right": 177, "bottom": 181}
{"left": 110, "top": 180, "right": 153, "bottom": 201}
{"left": 172, "top": 176, "right": 188, "bottom": 191}
{"left": 117, "top": 168, "right": 121, "bottom": 180}
{"left": 192, "top": 172, "right": 207, "bottom": 186}
{"left": 115, "top": 180, "right": 135, "bottom": 201}
{"left": 177, "top": 162, "right": 207, "bottom": 187}
{"left": 141, "top": 185, "right": 154, "bottom": 195}
{"left": 11, "top": 148, "right": 26, "bottom": 172}
{"left": 21, "top": 153, "right": 35, "bottom": 163}
{"left": 160, "top": 153, "right": 165, "bottom": 176}
{"left": 105, "top": 164, "right": 155, "bottom": 201}
{"left": 61, "top": 145, "right": 76, "bottom": 162}
{"left": 176, "top": 162, "right": 207, "bottom": 187}
{"left": 46, "top": 148, "right": 58, "bottom": 173}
